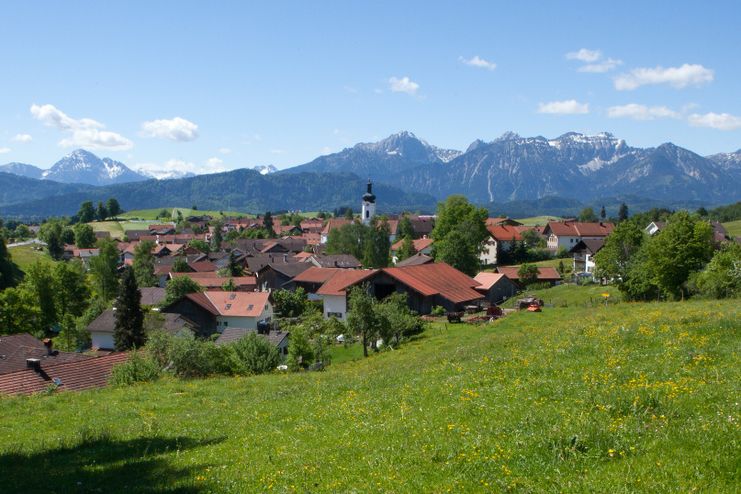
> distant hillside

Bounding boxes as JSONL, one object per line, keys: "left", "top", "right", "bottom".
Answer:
{"left": 0, "top": 169, "right": 437, "bottom": 218}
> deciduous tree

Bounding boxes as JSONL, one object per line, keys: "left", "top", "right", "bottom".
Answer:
{"left": 133, "top": 240, "right": 157, "bottom": 287}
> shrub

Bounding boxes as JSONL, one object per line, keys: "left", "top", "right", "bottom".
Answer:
{"left": 168, "top": 332, "right": 220, "bottom": 378}
{"left": 109, "top": 351, "right": 161, "bottom": 386}
{"left": 230, "top": 333, "right": 280, "bottom": 375}
{"left": 431, "top": 305, "right": 445, "bottom": 317}
{"left": 286, "top": 326, "right": 314, "bottom": 371}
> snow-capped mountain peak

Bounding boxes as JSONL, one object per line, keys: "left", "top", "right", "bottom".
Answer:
{"left": 41, "top": 149, "right": 148, "bottom": 185}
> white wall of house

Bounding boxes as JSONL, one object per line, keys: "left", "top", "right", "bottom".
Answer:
{"left": 480, "top": 237, "right": 498, "bottom": 265}
{"left": 322, "top": 294, "right": 347, "bottom": 319}
{"left": 215, "top": 303, "right": 273, "bottom": 332}
{"left": 548, "top": 234, "right": 581, "bottom": 251}
{"left": 92, "top": 332, "right": 115, "bottom": 350}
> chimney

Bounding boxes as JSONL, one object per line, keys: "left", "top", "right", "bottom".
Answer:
{"left": 42, "top": 338, "right": 53, "bottom": 356}
{"left": 26, "top": 358, "right": 41, "bottom": 372}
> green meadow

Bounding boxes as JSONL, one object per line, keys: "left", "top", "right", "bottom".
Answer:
{"left": 7, "top": 244, "right": 52, "bottom": 271}
{"left": 0, "top": 299, "right": 738, "bottom": 493}
{"left": 118, "top": 208, "right": 254, "bottom": 221}
{"left": 723, "top": 219, "right": 741, "bottom": 238}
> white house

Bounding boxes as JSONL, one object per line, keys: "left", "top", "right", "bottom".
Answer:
{"left": 202, "top": 291, "right": 273, "bottom": 332}
{"left": 543, "top": 221, "right": 614, "bottom": 251}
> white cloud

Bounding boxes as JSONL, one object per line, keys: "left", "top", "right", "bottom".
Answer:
{"left": 687, "top": 112, "right": 741, "bottom": 131}
{"left": 579, "top": 58, "right": 623, "bottom": 73}
{"left": 12, "top": 133, "right": 32, "bottom": 143}
{"left": 388, "top": 76, "right": 419, "bottom": 95}
{"left": 218, "top": 147, "right": 231, "bottom": 155}
{"left": 30, "top": 103, "right": 133, "bottom": 150}
{"left": 566, "top": 48, "right": 602, "bottom": 63}
{"left": 140, "top": 117, "right": 199, "bottom": 142}
{"left": 537, "top": 99, "right": 589, "bottom": 115}
{"left": 135, "top": 157, "right": 228, "bottom": 180}
{"left": 614, "top": 64, "right": 714, "bottom": 90}
{"left": 459, "top": 55, "right": 497, "bottom": 71}
{"left": 607, "top": 103, "right": 681, "bottom": 120}
{"left": 0, "top": 147, "right": 10, "bottom": 154}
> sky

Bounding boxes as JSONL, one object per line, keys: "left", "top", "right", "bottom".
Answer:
{"left": 1, "top": 1, "right": 740, "bottom": 177}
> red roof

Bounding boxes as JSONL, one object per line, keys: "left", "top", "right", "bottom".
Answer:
{"left": 544, "top": 221, "right": 614, "bottom": 237}
{"left": 316, "top": 269, "right": 379, "bottom": 296}
{"left": 487, "top": 225, "right": 523, "bottom": 241}
{"left": 473, "top": 272, "right": 509, "bottom": 291}
{"left": 0, "top": 352, "right": 129, "bottom": 395}
{"left": 189, "top": 261, "right": 218, "bottom": 272}
{"left": 202, "top": 291, "right": 270, "bottom": 317}
{"left": 321, "top": 218, "right": 351, "bottom": 235}
{"left": 391, "top": 237, "right": 433, "bottom": 252}
{"left": 291, "top": 266, "right": 342, "bottom": 284}
{"left": 383, "top": 263, "right": 484, "bottom": 304}
{"left": 496, "top": 266, "right": 562, "bottom": 281}
{"left": 0, "top": 334, "right": 93, "bottom": 375}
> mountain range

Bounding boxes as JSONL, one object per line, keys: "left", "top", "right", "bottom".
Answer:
{"left": 0, "top": 131, "right": 739, "bottom": 218}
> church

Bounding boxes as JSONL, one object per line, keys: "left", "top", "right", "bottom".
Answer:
{"left": 361, "top": 179, "right": 376, "bottom": 225}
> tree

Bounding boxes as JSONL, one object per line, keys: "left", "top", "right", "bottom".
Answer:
{"left": 230, "top": 333, "right": 280, "bottom": 374}
{"left": 343, "top": 207, "right": 354, "bottom": 220}
{"left": 362, "top": 217, "right": 390, "bottom": 268}
{"left": 0, "top": 286, "right": 42, "bottom": 336}
{"left": 221, "top": 278, "right": 236, "bottom": 291}
{"left": 52, "top": 260, "right": 90, "bottom": 318}
{"left": 346, "top": 285, "right": 377, "bottom": 358}
{"left": 618, "top": 203, "right": 629, "bottom": 222}
{"left": 694, "top": 242, "right": 741, "bottom": 299}
{"left": 326, "top": 221, "right": 367, "bottom": 260}
{"left": 171, "top": 256, "right": 190, "bottom": 273}
{"left": 14, "top": 224, "right": 31, "bottom": 240}
{"left": 24, "top": 262, "right": 58, "bottom": 333}
{"left": 579, "top": 207, "right": 598, "bottom": 222}
{"left": 397, "top": 234, "right": 416, "bottom": 262}
{"left": 431, "top": 195, "right": 488, "bottom": 276}
{"left": 114, "top": 266, "right": 145, "bottom": 351}
{"left": 189, "top": 239, "right": 210, "bottom": 253}
{"left": 517, "top": 263, "right": 539, "bottom": 286}
{"left": 73, "top": 223, "right": 96, "bottom": 248}
{"left": 210, "top": 220, "right": 224, "bottom": 251}
{"left": 398, "top": 214, "right": 415, "bottom": 239}
{"left": 106, "top": 198, "right": 122, "bottom": 218}
{"left": 163, "top": 275, "right": 203, "bottom": 305}
{"left": 643, "top": 211, "right": 714, "bottom": 299}
{"left": 89, "top": 239, "right": 120, "bottom": 300}
{"left": 226, "top": 250, "right": 243, "bottom": 276}
{"left": 39, "top": 219, "right": 68, "bottom": 260}
{"left": 600, "top": 205, "right": 606, "bottom": 221}
{"left": 263, "top": 212, "right": 274, "bottom": 237}
{"left": 96, "top": 201, "right": 108, "bottom": 221}
{"left": 521, "top": 229, "right": 544, "bottom": 248}
{"left": 593, "top": 220, "right": 645, "bottom": 282}
{"left": 286, "top": 325, "right": 314, "bottom": 371}
{"left": 272, "top": 287, "right": 313, "bottom": 318}
{"left": 133, "top": 240, "right": 157, "bottom": 287}
{"left": 0, "top": 234, "right": 21, "bottom": 289}
{"left": 77, "top": 201, "right": 96, "bottom": 224}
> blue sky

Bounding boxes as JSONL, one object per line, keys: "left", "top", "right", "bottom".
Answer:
{"left": 1, "top": 1, "right": 739, "bottom": 176}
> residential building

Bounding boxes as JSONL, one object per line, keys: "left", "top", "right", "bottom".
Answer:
{"left": 543, "top": 221, "right": 614, "bottom": 251}
{"left": 570, "top": 239, "right": 605, "bottom": 276}
{"left": 473, "top": 272, "right": 518, "bottom": 305}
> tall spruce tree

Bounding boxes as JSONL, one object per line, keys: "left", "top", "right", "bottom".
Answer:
{"left": 618, "top": 203, "right": 629, "bottom": 222}
{"left": 114, "top": 266, "right": 145, "bottom": 350}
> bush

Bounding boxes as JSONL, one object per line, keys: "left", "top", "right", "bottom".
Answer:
{"left": 431, "top": 305, "right": 445, "bottom": 317}
{"left": 109, "top": 351, "right": 161, "bottom": 386}
{"left": 167, "top": 332, "right": 221, "bottom": 378}
{"left": 229, "top": 333, "right": 280, "bottom": 375}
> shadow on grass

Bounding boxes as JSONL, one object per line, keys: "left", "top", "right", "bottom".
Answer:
{"left": 0, "top": 434, "right": 225, "bottom": 493}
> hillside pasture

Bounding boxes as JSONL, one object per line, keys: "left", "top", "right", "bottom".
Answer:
{"left": 723, "top": 219, "right": 741, "bottom": 238}
{"left": 501, "top": 282, "right": 622, "bottom": 308}
{"left": 0, "top": 299, "right": 738, "bottom": 493}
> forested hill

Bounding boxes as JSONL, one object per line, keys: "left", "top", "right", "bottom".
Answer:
{"left": 0, "top": 169, "right": 437, "bottom": 217}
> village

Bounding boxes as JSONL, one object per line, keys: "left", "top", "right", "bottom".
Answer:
{"left": 0, "top": 181, "right": 737, "bottom": 396}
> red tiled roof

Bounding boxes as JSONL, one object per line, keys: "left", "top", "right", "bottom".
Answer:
{"left": 291, "top": 266, "right": 342, "bottom": 284}
{"left": 496, "top": 266, "right": 562, "bottom": 281}
{"left": 544, "top": 221, "right": 614, "bottom": 237}
{"left": 473, "top": 272, "right": 508, "bottom": 290}
{"left": 0, "top": 334, "right": 93, "bottom": 375}
{"left": 383, "top": 262, "right": 483, "bottom": 304}
{"left": 391, "top": 237, "right": 433, "bottom": 252}
{"left": 487, "top": 225, "right": 523, "bottom": 241}
{"left": 316, "top": 269, "right": 378, "bottom": 296}
{"left": 321, "top": 218, "right": 351, "bottom": 235}
{"left": 0, "top": 352, "right": 129, "bottom": 395}
{"left": 203, "top": 291, "right": 270, "bottom": 317}
{"left": 184, "top": 292, "right": 221, "bottom": 315}
{"left": 189, "top": 261, "right": 218, "bottom": 272}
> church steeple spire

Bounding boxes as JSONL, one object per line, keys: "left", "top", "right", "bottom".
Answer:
{"left": 361, "top": 179, "right": 376, "bottom": 224}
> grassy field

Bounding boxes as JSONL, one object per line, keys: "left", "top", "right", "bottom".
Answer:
{"left": 500, "top": 282, "right": 622, "bottom": 308}
{"left": 514, "top": 215, "right": 561, "bottom": 226}
{"left": 1, "top": 299, "right": 738, "bottom": 492}
{"left": 8, "top": 244, "right": 52, "bottom": 271}
{"left": 723, "top": 219, "right": 741, "bottom": 237}
{"left": 119, "top": 208, "right": 253, "bottom": 220}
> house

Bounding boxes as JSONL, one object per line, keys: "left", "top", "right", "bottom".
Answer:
{"left": 0, "top": 334, "right": 92, "bottom": 375}
{"left": 480, "top": 225, "right": 523, "bottom": 266}
{"left": 496, "top": 266, "right": 562, "bottom": 287}
{"left": 140, "top": 287, "right": 167, "bottom": 307}
{"left": 315, "top": 269, "right": 379, "bottom": 319}
{"left": 215, "top": 328, "right": 290, "bottom": 357}
{"left": 645, "top": 221, "right": 666, "bottom": 236}
{"left": 255, "top": 263, "right": 312, "bottom": 291}
{"left": 307, "top": 254, "right": 362, "bottom": 269}
{"left": 320, "top": 218, "right": 352, "bottom": 244}
{"left": 0, "top": 352, "right": 129, "bottom": 395}
{"left": 570, "top": 239, "right": 605, "bottom": 276}
{"left": 169, "top": 272, "right": 257, "bottom": 292}
{"left": 543, "top": 221, "right": 614, "bottom": 251}
{"left": 473, "top": 272, "right": 518, "bottom": 305}
{"left": 291, "top": 266, "right": 346, "bottom": 299}
{"left": 391, "top": 237, "right": 433, "bottom": 264}
{"left": 395, "top": 253, "right": 434, "bottom": 267}
{"left": 165, "top": 291, "right": 273, "bottom": 333}
{"left": 409, "top": 215, "right": 436, "bottom": 238}
{"left": 86, "top": 310, "right": 199, "bottom": 350}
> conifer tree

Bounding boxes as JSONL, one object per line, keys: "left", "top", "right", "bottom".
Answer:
{"left": 114, "top": 266, "right": 145, "bottom": 351}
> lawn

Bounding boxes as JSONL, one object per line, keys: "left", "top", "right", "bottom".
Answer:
{"left": 119, "top": 208, "right": 253, "bottom": 220}
{"left": 514, "top": 215, "right": 561, "bottom": 226}
{"left": 501, "top": 282, "right": 622, "bottom": 308}
{"left": 8, "top": 244, "right": 52, "bottom": 271}
{"left": 0, "top": 299, "right": 738, "bottom": 492}
{"left": 723, "top": 219, "right": 741, "bottom": 238}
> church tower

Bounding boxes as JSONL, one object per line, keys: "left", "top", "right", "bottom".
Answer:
{"left": 361, "top": 179, "right": 376, "bottom": 225}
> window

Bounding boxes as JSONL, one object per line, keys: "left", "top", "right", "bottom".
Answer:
{"left": 365, "top": 210, "right": 369, "bottom": 218}
{"left": 224, "top": 321, "right": 228, "bottom": 327}
{"left": 327, "top": 312, "right": 343, "bottom": 319}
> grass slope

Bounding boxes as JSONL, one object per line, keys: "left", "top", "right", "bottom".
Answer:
{"left": 8, "top": 244, "right": 52, "bottom": 271}
{"left": 514, "top": 215, "right": 561, "bottom": 226}
{"left": 501, "top": 283, "right": 622, "bottom": 308}
{"left": 119, "top": 208, "right": 253, "bottom": 220}
{"left": 723, "top": 219, "right": 741, "bottom": 238}
{"left": 1, "top": 300, "right": 738, "bottom": 492}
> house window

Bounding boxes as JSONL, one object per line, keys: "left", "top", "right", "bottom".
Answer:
{"left": 365, "top": 210, "right": 369, "bottom": 218}
{"left": 327, "top": 312, "right": 343, "bottom": 319}
{"left": 224, "top": 321, "right": 228, "bottom": 327}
